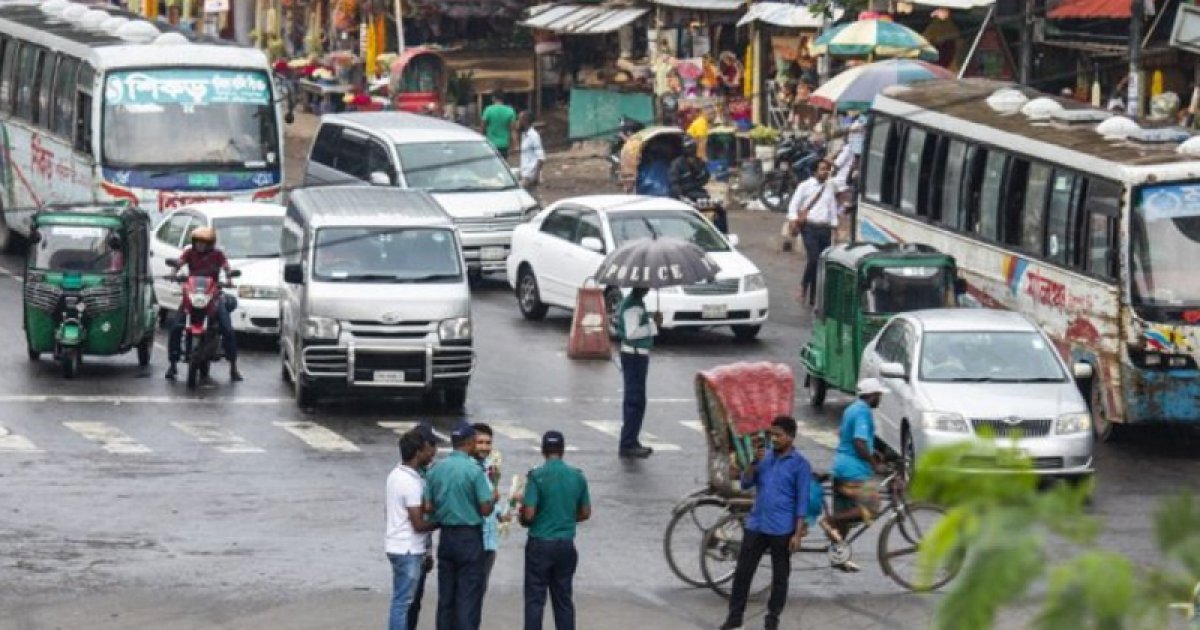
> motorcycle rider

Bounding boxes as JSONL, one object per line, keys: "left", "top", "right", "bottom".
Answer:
{"left": 166, "top": 227, "right": 241, "bottom": 382}
{"left": 669, "top": 136, "right": 728, "bottom": 233}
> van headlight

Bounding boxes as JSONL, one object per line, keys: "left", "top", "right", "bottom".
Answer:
{"left": 303, "top": 316, "right": 340, "bottom": 340}
{"left": 921, "top": 411, "right": 969, "bottom": 433}
{"left": 1055, "top": 412, "right": 1091, "bottom": 434}
{"left": 439, "top": 318, "right": 472, "bottom": 341}
{"left": 743, "top": 273, "right": 766, "bottom": 292}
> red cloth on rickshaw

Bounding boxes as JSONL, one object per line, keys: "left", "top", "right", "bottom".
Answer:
{"left": 697, "top": 362, "right": 794, "bottom": 436}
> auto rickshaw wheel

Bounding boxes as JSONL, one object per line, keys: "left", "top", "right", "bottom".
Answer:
{"left": 136, "top": 335, "right": 153, "bottom": 367}
{"left": 61, "top": 349, "right": 81, "bottom": 379}
{"left": 27, "top": 344, "right": 39, "bottom": 361}
{"left": 808, "top": 375, "right": 828, "bottom": 407}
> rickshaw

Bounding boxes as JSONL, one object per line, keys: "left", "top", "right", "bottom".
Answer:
{"left": 23, "top": 205, "right": 157, "bottom": 378}
{"left": 662, "top": 361, "right": 960, "bottom": 598}
{"left": 800, "top": 242, "right": 961, "bottom": 407}
{"left": 618, "top": 126, "right": 685, "bottom": 196}
{"left": 389, "top": 47, "right": 447, "bottom": 113}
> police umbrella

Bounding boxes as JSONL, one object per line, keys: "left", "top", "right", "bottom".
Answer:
{"left": 595, "top": 236, "right": 720, "bottom": 288}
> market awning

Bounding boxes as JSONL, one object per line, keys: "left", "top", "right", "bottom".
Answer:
{"left": 906, "top": 0, "right": 995, "bottom": 9}
{"left": 650, "top": 0, "right": 744, "bottom": 11}
{"left": 1047, "top": 0, "right": 1129, "bottom": 19}
{"left": 736, "top": 2, "right": 842, "bottom": 28}
{"left": 521, "top": 4, "right": 650, "bottom": 33}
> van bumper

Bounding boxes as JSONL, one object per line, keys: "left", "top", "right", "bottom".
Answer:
{"left": 299, "top": 341, "right": 474, "bottom": 391}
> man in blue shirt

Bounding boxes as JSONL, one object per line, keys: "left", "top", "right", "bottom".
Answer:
{"left": 720, "top": 416, "right": 813, "bottom": 630}
{"left": 829, "top": 378, "right": 889, "bottom": 572}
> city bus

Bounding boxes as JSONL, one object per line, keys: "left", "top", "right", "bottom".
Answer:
{"left": 0, "top": 0, "right": 284, "bottom": 253}
{"left": 856, "top": 78, "right": 1200, "bottom": 441}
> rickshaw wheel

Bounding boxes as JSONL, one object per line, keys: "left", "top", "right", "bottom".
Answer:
{"left": 61, "top": 349, "right": 81, "bottom": 379}
{"left": 809, "top": 376, "right": 828, "bottom": 408}
{"left": 136, "top": 335, "right": 153, "bottom": 367}
{"left": 700, "top": 511, "right": 772, "bottom": 600}
{"left": 663, "top": 493, "right": 731, "bottom": 588}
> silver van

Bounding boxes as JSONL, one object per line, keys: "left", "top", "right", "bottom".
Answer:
{"left": 302, "top": 112, "right": 540, "bottom": 277}
{"left": 279, "top": 186, "right": 474, "bottom": 409}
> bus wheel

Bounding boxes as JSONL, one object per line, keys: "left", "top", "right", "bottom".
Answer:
{"left": 1089, "top": 379, "right": 1120, "bottom": 443}
{"left": 0, "top": 212, "right": 22, "bottom": 255}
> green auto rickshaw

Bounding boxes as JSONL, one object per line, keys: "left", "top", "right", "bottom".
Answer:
{"left": 23, "top": 205, "right": 157, "bottom": 378}
{"left": 800, "top": 242, "right": 961, "bottom": 407}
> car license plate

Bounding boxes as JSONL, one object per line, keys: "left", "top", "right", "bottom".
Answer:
{"left": 702, "top": 304, "right": 728, "bottom": 319}
{"left": 373, "top": 370, "right": 406, "bottom": 384}
{"left": 480, "top": 246, "right": 506, "bottom": 261}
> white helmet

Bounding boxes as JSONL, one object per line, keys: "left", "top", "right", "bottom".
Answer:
{"left": 856, "top": 378, "right": 886, "bottom": 396}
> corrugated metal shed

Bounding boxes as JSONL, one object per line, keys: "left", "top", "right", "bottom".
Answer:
{"left": 650, "top": 0, "right": 743, "bottom": 12}
{"left": 521, "top": 4, "right": 650, "bottom": 34}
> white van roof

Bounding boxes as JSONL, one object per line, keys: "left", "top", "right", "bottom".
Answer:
{"left": 322, "top": 112, "right": 486, "bottom": 145}
{"left": 288, "top": 186, "right": 453, "bottom": 229}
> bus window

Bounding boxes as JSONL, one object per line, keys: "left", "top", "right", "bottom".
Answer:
{"left": 15, "top": 45, "right": 39, "bottom": 121}
{"left": 960, "top": 146, "right": 987, "bottom": 232}
{"left": 940, "top": 140, "right": 968, "bottom": 230}
{"left": 74, "top": 64, "right": 93, "bottom": 155}
{"left": 864, "top": 118, "right": 892, "bottom": 203}
{"left": 1021, "top": 164, "right": 1051, "bottom": 254}
{"left": 52, "top": 57, "right": 78, "bottom": 138}
{"left": 978, "top": 151, "right": 1007, "bottom": 241}
{"left": 36, "top": 53, "right": 57, "bottom": 129}
{"left": 1082, "top": 179, "right": 1121, "bottom": 279}
{"left": 1046, "top": 171, "right": 1079, "bottom": 266}
{"left": 899, "top": 127, "right": 929, "bottom": 216}
{"left": 0, "top": 39, "right": 14, "bottom": 113}
{"left": 881, "top": 123, "right": 904, "bottom": 205}
{"left": 1002, "top": 158, "right": 1030, "bottom": 246}
{"left": 928, "top": 136, "right": 950, "bottom": 223}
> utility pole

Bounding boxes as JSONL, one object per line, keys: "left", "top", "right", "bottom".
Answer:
{"left": 1019, "top": 0, "right": 1034, "bottom": 84}
{"left": 1129, "top": 0, "right": 1144, "bottom": 116}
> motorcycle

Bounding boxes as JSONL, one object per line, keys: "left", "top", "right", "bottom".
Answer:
{"left": 758, "top": 135, "right": 826, "bottom": 213}
{"left": 680, "top": 194, "right": 729, "bottom": 235}
{"left": 609, "top": 116, "right": 646, "bottom": 182}
{"left": 167, "top": 268, "right": 241, "bottom": 389}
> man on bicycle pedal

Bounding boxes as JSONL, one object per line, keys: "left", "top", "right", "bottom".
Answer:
{"left": 828, "top": 378, "right": 889, "bottom": 572}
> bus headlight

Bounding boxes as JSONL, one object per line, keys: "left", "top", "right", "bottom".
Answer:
{"left": 303, "top": 316, "right": 340, "bottom": 340}
{"left": 439, "top": 318, "right": 472, "bottom": 342}
{"left": 1055, "top": 413, "right": 1091, "bottom": 435}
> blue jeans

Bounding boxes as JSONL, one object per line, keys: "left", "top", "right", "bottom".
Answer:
{"left": 619, "top": 352, "right": 649, "bottom": 451}
{"left": 388, "top": 553, "right": 424, "bottom": 630}
{"left": 168, "top": 293, "right": 237, "bottom": 363}
{"left": 436, "top": 526, "right": 486, "bottom": 630}
{"left": 524, "top": 538, "right": 578, "bottom": 630}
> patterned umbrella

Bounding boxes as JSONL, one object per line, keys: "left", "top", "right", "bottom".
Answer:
{"left": 810, "top": 59, "right": 953, "bottom": 112}
{"left": 595, "top": 237, "right": 720, "bottom": 289}
{"left": 811, "top": 17, "right": 939, "bottom": 62}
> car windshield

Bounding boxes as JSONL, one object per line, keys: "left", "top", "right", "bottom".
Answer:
{"left": 214, "top": 216, "right": 282, "bottom": 259}
{"left": 919, "top": 331, "right": 1066, "bottom": 383}
{"left": 31, "top": 225, "right": 120, "bottom": 272}
{"left": 395, "top": 141, "right": 516, "bottom": 192}
{"left": 1131, "top": 183, "right": 1200, "bottom": 319}
{"left": 609, "top": 211, "right": 730, "bottom": 252}
{"left": 102, "top": 69, "right": 279, "bottom": 169}
{"left": 862, "top": 265, "right": 954, "bottom": 314}
{"left": 313, "top": 227, "right": 461, "bottom": 282}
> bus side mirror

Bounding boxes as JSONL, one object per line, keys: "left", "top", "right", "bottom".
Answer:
{"left": 283, "top": 263, "right": 304, "bottom": 284}
{"left": 954, "top": 278, "right": 968, "bottom": 296}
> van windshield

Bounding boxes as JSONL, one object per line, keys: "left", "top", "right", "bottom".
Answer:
{"left": 313, "top": 227, "right": 461, "bottom": 282}
{"left": 395, "top": 141, "right": 517, "bottom": 192}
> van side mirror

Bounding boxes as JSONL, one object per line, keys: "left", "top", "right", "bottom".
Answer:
{"left": 1073, "top": 362, "right": 1094, "bottom": 380}
{"left": 283, "top": 263, "right": 304, "bottom": 284}
{"left": 369, "top": 171, "right": 392, "bottom": 186}
{"left": 880, "top": 362, "right": 907, "bottom": 380}
{"left": 580, "top": 236, "right": 605, "bottom": 253}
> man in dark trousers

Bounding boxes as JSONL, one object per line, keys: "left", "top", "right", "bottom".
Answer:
{"left": 424, "top": 423, "right": 494, "bottom": 630}
{"left": 615, "top": 287, "right": 660, "bottom": 459}
{"left": 720, "top": 416, "right": 813, "bottom": 630}
{"left": 521, "top": 431, "right": 591, "bottom": 630}
{"left": 386, "top": 430, "right": 440, "bottom": 630}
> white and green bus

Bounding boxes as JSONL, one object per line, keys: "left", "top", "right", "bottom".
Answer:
{"left": 857, "top": 78, "right": 1200, "bottom": 441}
{"left": 0, "top": 0, "right": 285, "bottom": 252}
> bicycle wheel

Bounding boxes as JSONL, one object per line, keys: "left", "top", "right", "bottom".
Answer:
{"left": 700, "top": 512, "right": 772, "bottom": 600}
{"left": 663, "top": 494, "right": 731, "bottom": 588}
{"left": 877, "top": 501, "right": 962, "bottom": 592}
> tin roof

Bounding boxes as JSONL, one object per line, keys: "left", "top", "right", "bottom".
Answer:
{"left": 1047, "top": 0, "right": 1129, "bottom": 19}
{"left": 288, "top": 186, "right": 452, "bottom": 229}
{"left": 650, "top": 0, "right": 743, "bottom": 12}
{"left": 521, "top": 4, "right": 650, "bottom": 34}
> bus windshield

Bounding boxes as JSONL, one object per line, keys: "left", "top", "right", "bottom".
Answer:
{"left": 102, "top": 68, "right": 278, "bottom": 170}
{"left": 1132, "top": 183, "right": 1200, "bottom": 315}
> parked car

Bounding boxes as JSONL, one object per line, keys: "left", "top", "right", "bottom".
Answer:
{"left": 506, "top": 195, "right": 769, "bottom": 340}
{"left": 302, "top": 112, "right": 540, "bottom": 277}
{"left": 150, "top": 202, "right": 285, "bottom": 335}
{"left": 858, "top": 308, "right": 1094, "bottom": 479}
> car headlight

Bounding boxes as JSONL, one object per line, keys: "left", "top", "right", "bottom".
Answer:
{"left": 439, "top": 317, "right": 472, "bottom": 341}
{"left": 303, "top": 316, "right": 340, "bottom": 340}
{"left": 921, "top": 411, "right": 969, "bottom": 433}
{"left": 743, "top": 273, "right": 766, "bottom": 292}
{"left": 238, "top": 285, "right": 281, "bottom": 300}
{"left": 1055, "top": 412, "right": 1091, "bottom": 435}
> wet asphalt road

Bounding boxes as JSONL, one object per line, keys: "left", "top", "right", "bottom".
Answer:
{"left": 1, "top": 212, "right": 1199, "bottom": 629}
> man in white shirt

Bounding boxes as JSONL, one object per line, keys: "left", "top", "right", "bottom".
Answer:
{"left": 386, "top": 430, "right": 440, "bottom": 630}
{"left": 832, "top": 141, "right": 855, "bottom": 189}
{"left": 518, "top": 111, "right": 545, "bottom": 199}
{"left": 788, "top": 159, "right": 839, "bottom": 306}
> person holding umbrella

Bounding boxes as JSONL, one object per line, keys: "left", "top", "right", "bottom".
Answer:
{"left": 616, "top": 287, "right": 660, "bottom": 459}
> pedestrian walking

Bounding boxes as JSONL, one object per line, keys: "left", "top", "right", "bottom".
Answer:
{"left": 788, "top": 159, "right": 839, "bottom": 306}
{"left": 518, "top": 111, "right": 545, "bottom": 200}
{"left": 616, "top": 287, "right": 660, "bottom": 459}
{"left": 386, "top": 429, "right": 441, "bottom": 630}
{"left": 521, "top": 431, "right": 591, "bottom": 630}
{"left": 720, "top": 416, "right": 814, "bottom": 630}
{"left": 424, "top": 423, "right": 495, "bottom": 630}
{"left": 480, "top": 90, "right": 517, "bottom": 158}
{"left": 472, "top": 423, "right": 511, "bottom": 600}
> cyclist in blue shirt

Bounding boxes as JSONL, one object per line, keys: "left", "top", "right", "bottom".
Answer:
{"left": 828, "top": 378, "right": 889, "bottom": 572}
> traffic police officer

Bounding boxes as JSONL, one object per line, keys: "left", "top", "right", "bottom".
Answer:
{"left": 616, "top": 287, "right": 660, "bottom": 458}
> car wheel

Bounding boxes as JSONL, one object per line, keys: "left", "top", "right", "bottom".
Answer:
{"left": 731, "top": 324, "right": 761, "bottom": 342}
{"left": 901, "top": 425, "right": 917, "bottom": 481}
{"left": 517, "top": 267, "right": 548, "bottom": 321}
{"left": 1088, "top": 378, "right": 1119, "bottom": 442}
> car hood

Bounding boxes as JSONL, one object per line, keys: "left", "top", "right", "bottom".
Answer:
{"left": 706, "top": 250, "right": 760, "bottom": 280}
{"left": 917, "top": 381, "right": 1087, "bottom": 418}
{"left": 308, "top": 281, "right": 469, "bottom": 322}
{"left": 431, "top": 189, "right": 535, "bottom": 220}
{"left": 229, "top": 257, "right": 281, "bottom": 289}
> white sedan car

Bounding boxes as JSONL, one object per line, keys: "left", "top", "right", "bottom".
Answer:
{"left": 150, "top": 202, "right": 285, "bottom": 335}
{"left": 507, "top": 195, "right": 769, "bottom": 340}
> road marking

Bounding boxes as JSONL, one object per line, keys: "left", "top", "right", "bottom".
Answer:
{"left": 490, "top": 422, "right": 579, "bottom": 452}
{"left": 0, "top": 395, "right": 289, "bottom": 405}
{"left": 377, "top": 422, "right": 451, "bottom": 453}
{"left": 0, "top": 426, "right": 40, "bottom": 452}
{"left": 797, "top": 419, "right": 839, "bottom": 449}
{"left": 0, "top": 265, "right": 23, "bottom": 283}
{"left": 171, "top": 421, "right": 264, "bottom": 454}
{"left": 581, "top": 420, "right": 681, "bottom": 452}
{"left": 63, "top": 422, "right": 152, "bottom": 454}
{"left": 680, "top": 420, "right": 704, "bottom": 433}
{"left": 274, "top": 422, "right": 360, "bottom": 453}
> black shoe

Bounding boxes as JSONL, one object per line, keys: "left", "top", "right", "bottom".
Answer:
{"left": 230, "top": 363, "right": 243, "bottom": 382}
{"left": 619, "top": 446, "right": 653, "bottom": 459}
{"left": 765, "top": 617, "right": 779, "bottom": 630}
{"left": 719, "top": 622, "right": 743, "bottom": 630}
{"left": 165, "top": 363, "right": 177, "bottom": 380}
